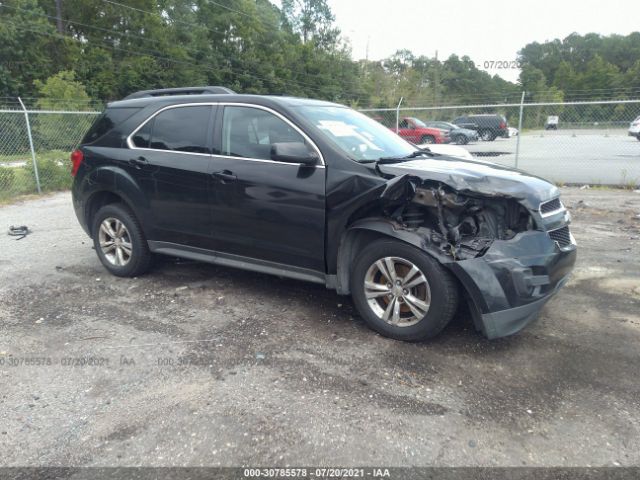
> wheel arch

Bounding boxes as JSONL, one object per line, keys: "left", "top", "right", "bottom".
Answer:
{"left": 85, "top": 191, "right": 133, "bottom": 236}
{"left": 82, "top": 167, "right": 151, "bottom": 237}
{"left": 334, "top": 218, "right": 450, "bottom": 295}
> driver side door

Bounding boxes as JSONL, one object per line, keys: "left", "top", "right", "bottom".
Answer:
{"left": 207, "top": 105, "right": 326, "bottom": 273}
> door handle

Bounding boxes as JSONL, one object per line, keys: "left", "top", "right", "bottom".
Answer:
{"left": 212, "top": 170, "right": 237, "bottom": 183}
{"left": 128, "top": 156, "right": 148, "bottom": 168}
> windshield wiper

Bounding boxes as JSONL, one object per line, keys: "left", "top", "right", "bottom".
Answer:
{"left": 377, "top": 149, "right": 430, "bottom": 164}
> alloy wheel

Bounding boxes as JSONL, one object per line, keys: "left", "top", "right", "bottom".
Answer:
{"left": 98, "top": 217, "right": 133, "bottom": 267}
{"left": 364, "top": 256, "right": 431, "bottom": 327}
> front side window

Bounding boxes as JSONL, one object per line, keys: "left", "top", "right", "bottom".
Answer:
{"left": 136, "top": 105, "right": 211, "bottom": 153}
{"left": 408, "top": 117, "right": 427, "bottom": 127}
{"left": 221, "top": 106, "right": 308, "bottom": 160}
{"left": 297, "top": 106, "right": 416, "bottom": 162}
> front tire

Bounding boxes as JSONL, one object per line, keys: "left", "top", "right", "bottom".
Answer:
{"left": 454, "top": 134, "right": 468, "bottom": 145}
{"left": 92, "top": 203, "right": 153, "bottom": 277}
{"left": 350, "top": 239, "right": 458, "bottom": 341}
{"left": 421, "top": 135, "right": 435, "bottom": 144}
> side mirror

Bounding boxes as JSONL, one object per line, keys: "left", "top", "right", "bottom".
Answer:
{"left": 271, "top": 142, "right": 318, "bottom": 165}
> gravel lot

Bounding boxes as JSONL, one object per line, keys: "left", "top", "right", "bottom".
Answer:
{"left": 1, "top": 189, "right": 639, "bottom": 467}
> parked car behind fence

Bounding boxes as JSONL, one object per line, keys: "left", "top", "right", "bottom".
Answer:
{"left": 629, "top": 115, "right": 640, "bottom": 140}
{"left": 422, "top": 121, "right": 478, "bottom": 145}
{"left": 392, "top": 117, "right": 451, "bottom": 144}
{"left": 452, "top": 114, "right": 509, "bottom": 141}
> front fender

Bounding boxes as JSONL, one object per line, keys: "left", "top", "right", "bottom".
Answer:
{"left": 334, "top": 217, "right": 451, "bottom": 295}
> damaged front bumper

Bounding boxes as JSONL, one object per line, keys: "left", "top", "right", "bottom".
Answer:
{"left": 447, "top": 230, "right": 577, "bottom": 339}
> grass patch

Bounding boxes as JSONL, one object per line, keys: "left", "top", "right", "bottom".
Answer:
{"left": 0, "top": 150, "right": 72, "bottom": 202}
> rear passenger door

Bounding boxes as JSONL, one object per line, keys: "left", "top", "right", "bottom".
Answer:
{"left": 128, "top": 104, "right": 216, "bottom": 249}
{"left": 207, "top": 105, "right": 326, "bottom": 273}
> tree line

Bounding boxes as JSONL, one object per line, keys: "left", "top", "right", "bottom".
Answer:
{"left": 1, "top": 0, "right": 639, "bottom": 111}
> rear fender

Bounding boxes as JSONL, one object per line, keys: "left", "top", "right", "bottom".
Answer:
{"left": 80, "top": 165, "right": 152, "bottom": 235}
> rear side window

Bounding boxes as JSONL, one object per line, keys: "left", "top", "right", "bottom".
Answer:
{"left": 82, "top": 107, "right": 140, "bottom": 144}
{"left": 143, "top": 106, "right": 211, "bottom": 154}
{"left": 132, "top": 120, "right": 152, "bottom": 148}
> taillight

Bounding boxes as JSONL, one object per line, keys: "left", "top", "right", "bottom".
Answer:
{"left": 499, "top": 121, "right": 506, "bottom": 129}
{"left": 70, "top": 149, "right": 84, "bottom": 177}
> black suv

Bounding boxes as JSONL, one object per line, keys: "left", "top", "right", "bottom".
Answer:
{"left": 72, "top": 87, "right": 576, "bottom": 341}
{"left": 452, "top": 114, "right": 509, "bottom": 141}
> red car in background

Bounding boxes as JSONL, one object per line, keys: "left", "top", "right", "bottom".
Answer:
{"left": 391, "top": 117, "right": 451, "bottom": 144}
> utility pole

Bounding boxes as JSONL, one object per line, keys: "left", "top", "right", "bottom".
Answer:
{"left": 55, "top": 0, "right": 64, "bottom": 34}
{"left": 365, "top": 35, "right": 370, "bottom": 62}
{"left": 515, "top": 91, "right": 525, "bottom": 169}
{"left": 433, "top": 50, "right": 438, "bottom": 106}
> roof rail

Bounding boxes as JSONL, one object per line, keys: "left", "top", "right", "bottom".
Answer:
{"left": 123, "top": 86, "right": 236, "bottom": 100}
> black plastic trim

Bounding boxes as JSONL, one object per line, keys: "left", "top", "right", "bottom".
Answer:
{"left": 148, "top": 241, "right": 326, "bottom": 285}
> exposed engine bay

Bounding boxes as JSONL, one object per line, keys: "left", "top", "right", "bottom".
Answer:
{"left": 384, "top": 180, "right": 535, "bottom": 260}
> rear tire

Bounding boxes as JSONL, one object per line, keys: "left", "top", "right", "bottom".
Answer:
{"left": 350, "top": 239, "right": 459, "bottom": 341}
{"left": 92, "top": 203, "right": 153, "bottom": 277}
{"left": 479, "top": 129, "right": 496, "bottom": 141}
{"left": 421, "top": 135, "right": 435, "bottom": 144}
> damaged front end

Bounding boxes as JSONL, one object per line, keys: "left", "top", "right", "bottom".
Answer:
{"left": 398, "top": 181, "right": 535, "bottom": 260}
{"left": 340, "top": 173, "right": 576, "bottom": 339}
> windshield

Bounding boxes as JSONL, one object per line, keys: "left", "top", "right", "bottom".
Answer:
{"left": 297, "top": 106, "right": 416, "bottom": 162}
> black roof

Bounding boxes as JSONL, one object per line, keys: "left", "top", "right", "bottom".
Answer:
{"left": 109, "top": 92, "right": 343, "bottom": 110}
{"left": 123, "top": 86, "right": 236, "bottom": 99}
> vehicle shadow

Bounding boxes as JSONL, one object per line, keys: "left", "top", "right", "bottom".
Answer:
{"left": 152, "top": 255, "right": 501, "bottom": 350}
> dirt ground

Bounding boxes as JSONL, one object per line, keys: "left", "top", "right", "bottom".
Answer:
{"left": 0, "top": 188, "right": 639, "bottom": 467}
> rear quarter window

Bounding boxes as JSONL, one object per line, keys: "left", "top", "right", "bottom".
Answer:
{"left": 82, "top": 107, "right": 140, "bottom": 144}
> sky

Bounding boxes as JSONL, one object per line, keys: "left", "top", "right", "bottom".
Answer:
{"left": 326, "top": 0, "right": 640, "bottom": 84}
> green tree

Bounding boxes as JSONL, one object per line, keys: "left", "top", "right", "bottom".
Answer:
{"left": 34, "top": 70, "right": 91, "bottom": 109}
{"left": 281, "top": 0, "right": 339, "bottom": 48}
{"left": 0, "top": 0, "right": 70, "bottom": 98}
{"left": 33, "top": 70, "right": 93, "bottom": 152}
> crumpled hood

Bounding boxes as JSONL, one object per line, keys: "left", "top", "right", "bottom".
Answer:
{"left": 377, "top": 156, "right": 559, "bottom": 210}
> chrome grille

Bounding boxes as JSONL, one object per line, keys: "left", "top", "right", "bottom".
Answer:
{"left": 540, "top": 198, "right": 562, "bottom": 215}
{"left": 548, "top": 225, "right": 572, "bottom": 247}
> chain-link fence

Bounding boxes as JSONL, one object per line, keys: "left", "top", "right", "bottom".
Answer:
{"left": 0, "top": 100, "right": 100, "bottom": 202}
{"left": 361, "top": 98, "right": 640, "bottom": 187}
{"left": 1, "top": 97, "right": 639, "bottom": 203}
